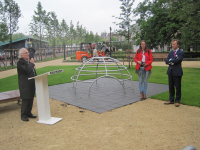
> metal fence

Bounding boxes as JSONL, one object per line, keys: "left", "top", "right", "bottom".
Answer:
{"left": 0, "top": 46, "right": 82, "bottom": 69}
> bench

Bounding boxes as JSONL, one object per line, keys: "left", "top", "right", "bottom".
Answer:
{"left": 152, "top": 53, "right": 168, "bottom": 61}
{"left": 125, "top": 53, "right": 135, "bottom": 69}
{"left": 123, "top": 52, "right": 168, "bottom": 68}
{"left": 125, "top": 52, "right": 168, "bottom": 61}
{"left": 0, "top": 90, "right": 21, "bottom": 104}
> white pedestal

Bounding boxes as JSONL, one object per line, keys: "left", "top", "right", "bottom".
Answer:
{"left": 29, "top": 73, "right": 62, "bottom": 125}
{"left": 37, "top": 117, "right": 62, "bottom": 125}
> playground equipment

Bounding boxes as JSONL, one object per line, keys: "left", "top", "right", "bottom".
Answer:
{"left": 71, "top": 57, "right": 133, "bottom": 94}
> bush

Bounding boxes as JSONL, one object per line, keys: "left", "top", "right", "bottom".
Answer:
{"left": 70, "top": 56, "right": 76, "bottom": 60}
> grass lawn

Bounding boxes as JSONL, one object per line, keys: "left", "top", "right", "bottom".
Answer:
{"left": 0, "top": 65, "right": 199, "bottom": 107}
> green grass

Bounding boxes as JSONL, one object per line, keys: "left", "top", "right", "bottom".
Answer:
{"left": 0, "top": 65, "right": 199, "bottom": 107}
{"left": 149, "top": 66, "right": 200, "bottom": 107}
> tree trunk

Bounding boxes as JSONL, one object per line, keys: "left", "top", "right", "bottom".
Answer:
{"left": 128, "top": 27, "right": 130, "bottom": 69}
{"left": 63, "top": 40, "right": 66, "bottom": 60}
{"left": 9, "top": 12, "right": 13, "bottom": 66}
{"left": 53, "top": 38, "right": 55, "bottom": 57}
{"left": 40, "top": 27, "right": 42, "bottom": 60}
{"left": 9, "top": 34, "right": 13, "bottom": 66}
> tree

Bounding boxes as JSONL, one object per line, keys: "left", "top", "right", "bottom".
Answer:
{"left": 84, "top": 31, "right": 96, "bottom": 43}
{"left": 0, "top": 1, "right": 9, "bottom": 42}
{"left": 29, "top": 1, "right": 49, "bottom": 59}
{"left": 113, "top": 0, "right": 135, "bottom": 68}
{"left": 89, "top": 31, "right": 94, "bottom": 42}
{"left": 47, "top": 11, "right": 59, "bottom": 57}
{"left": 76, "top": 22, "right": 86, "bottom": 44}
{"left": 110, "top": 36, "right": 118, "bottom": 42}
{"left": 80, "top": 25, "right": 86, "bottom": 43}
{"left": 94, "top": 33, "right": 101, "bottom": 43}
{"left": 60, "top": 19, "right": 69, "bottom": 59}
{"left": 0, "top": 23, "right": 9, "bottom": 42}
{"left": 68, "top": 20, "right": 76, "bottom": 47}
{"left": 84, "top": 31, "right": 90, "bottom": 44}
{"left": 133, "top": 0, "right": 200, "bottom": 51}
{"left": 12, "top": 32, "right": 25, "bottom": 40}
{"left": 168, "top": 0, "right": 200, "bottom": 51}
{"left": 133, "top": 0, "right": 181, "bottom": 49}
{"left": 1, "top": 0, "right": 21, "bottom": 65}
{"left": 76, "top": 22, "right": 81, "bottom": 44}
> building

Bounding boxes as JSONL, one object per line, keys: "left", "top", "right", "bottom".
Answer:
{"left": 0, "top": 37, "right": 49, "bottom": 53}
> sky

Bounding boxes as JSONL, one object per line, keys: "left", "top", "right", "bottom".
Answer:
{"left": 14, "top": 0, "right": 142, "bottom": 36}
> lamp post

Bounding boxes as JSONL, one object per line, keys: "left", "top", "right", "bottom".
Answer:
{"left": 110, "top": 27, "right": 112, "bottom": 57}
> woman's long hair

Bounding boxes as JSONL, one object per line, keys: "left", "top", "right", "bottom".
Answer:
{"left": 137, "top": 40, "right": 148, "bottom": 54}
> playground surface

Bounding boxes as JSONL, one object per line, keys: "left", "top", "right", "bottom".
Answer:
{"left": 0, "top": 58, "right": 199, "bottom": 150}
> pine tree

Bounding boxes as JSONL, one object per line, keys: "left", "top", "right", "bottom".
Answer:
{"left": 29, "top": 2, "right": 49, "bottom": 60}
{"left": 60, "top": 19, "right": 69, "bottom": 58}
{"left": 113, "top": 0, "right": 135, "bottom": 68}
{"left": 1, "top": 0, "right": 21, "bottom": 65}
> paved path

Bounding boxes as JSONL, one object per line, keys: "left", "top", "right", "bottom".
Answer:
{"left": 49, "top": 79, "right": 168, "bottom": 113}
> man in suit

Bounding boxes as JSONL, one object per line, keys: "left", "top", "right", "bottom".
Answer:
{"left": 164, "top": 39, "right": 184, "bottom": 107}
{"left": 17, "top": 48, "right": 37, "bottom": 121}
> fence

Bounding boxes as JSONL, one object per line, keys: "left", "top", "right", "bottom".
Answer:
{"left": 0, "top": 46, "right": 82, "bottom": 68}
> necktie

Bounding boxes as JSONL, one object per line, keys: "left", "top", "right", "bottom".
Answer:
{"left": 174, "top": 50, "right": 176, "bottom": 58}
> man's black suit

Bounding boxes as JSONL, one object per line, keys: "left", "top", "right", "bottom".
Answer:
{"left": 165, "top": 49, "right": 184, "bottom": 103}
{"left": 17, "top": 58, "right": 36, "bottom": 118}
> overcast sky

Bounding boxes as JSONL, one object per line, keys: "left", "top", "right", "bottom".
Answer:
{"left": 14, "top": 0, "right": 142, "bottom": 35}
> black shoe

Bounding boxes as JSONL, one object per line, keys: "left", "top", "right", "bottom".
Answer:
{"left": 21, "top": 117, "right": 29, "bottom": 121}
{"left": 27, "top": 114, "right": 37, "bottom": 118}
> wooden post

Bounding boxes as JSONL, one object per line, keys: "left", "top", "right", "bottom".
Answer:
{"left": 45, "top": 48, "right": 46, "bottom": 59}
{"left": 131, "top": 58, "right": 133, "bottom": 69}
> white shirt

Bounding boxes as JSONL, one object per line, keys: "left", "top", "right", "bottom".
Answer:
{"left": 142, "top": 51, "right": 145, "bottom": 62}
{"left": 174, "top": 48, "right": 179, "bottom": 55}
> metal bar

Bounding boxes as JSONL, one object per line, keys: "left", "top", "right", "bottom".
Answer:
{"left": 71, "top": 57, "right": 133, "bottom": 94}
{"left": 88, "top": 75, "right": 125, "bottom": 95}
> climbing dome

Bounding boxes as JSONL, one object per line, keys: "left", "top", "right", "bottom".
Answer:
{"left": 71, "top": 57, "right": 133, "bottom": 94}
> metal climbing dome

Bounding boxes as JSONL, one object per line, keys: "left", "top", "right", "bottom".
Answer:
{"left": 71, "top": 57, "right": 133, "bottom": 94}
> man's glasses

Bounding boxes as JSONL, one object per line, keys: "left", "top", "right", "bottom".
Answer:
{"left": 23, "top": 52, "right": 29, "bottom": 54}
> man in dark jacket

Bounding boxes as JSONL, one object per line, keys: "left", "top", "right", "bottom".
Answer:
{"left": 17, "top": 48, "right": 37, "bottom": 121}
{"left": 28, "top": 47, "right": 36, "bottom": 59}
{"left": 165, "top": 39, "right": 184, "bottom": 107}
